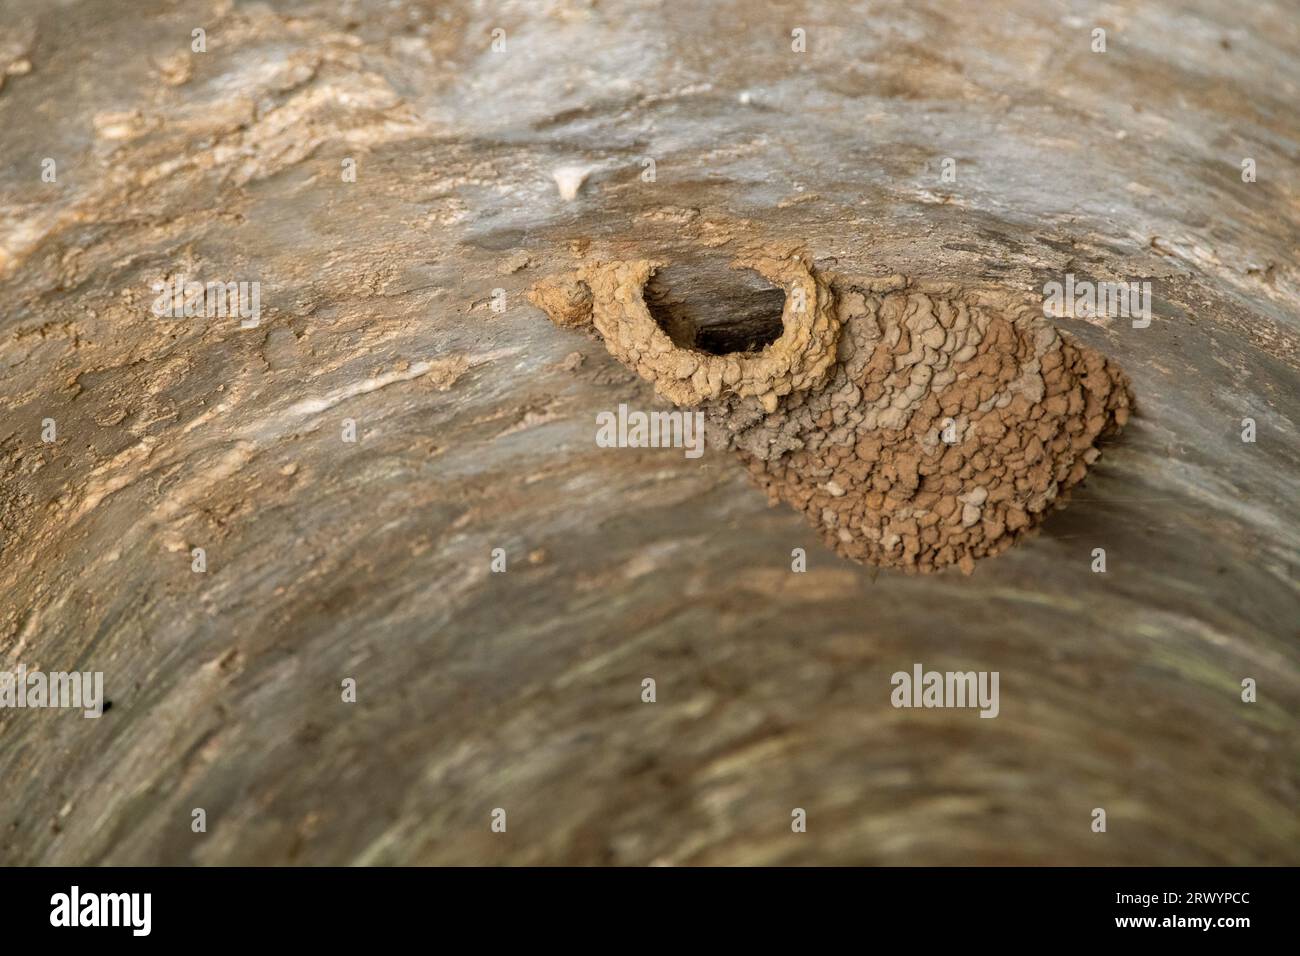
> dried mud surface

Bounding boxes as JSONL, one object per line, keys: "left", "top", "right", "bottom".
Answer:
{"left": 531, "top": 255, "right": 841, "bottom": 411}
{"left": 532, "top": 264, "right": 1134, "bottom": 573}
{"left": 0, "top": 0, "right": 1297, "bottom": 866}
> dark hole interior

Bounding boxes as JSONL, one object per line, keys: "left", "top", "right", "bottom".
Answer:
{"left": 645, "top": 261, "right": 786, "bottom": 355}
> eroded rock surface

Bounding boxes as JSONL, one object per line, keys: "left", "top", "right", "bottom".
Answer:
{"left": 0, "top": 0, "right": 1296, "bottom": 868}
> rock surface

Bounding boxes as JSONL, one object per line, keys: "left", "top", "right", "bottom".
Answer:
{"left": 0, "top": 0, "right": 1296, "bottom": 865}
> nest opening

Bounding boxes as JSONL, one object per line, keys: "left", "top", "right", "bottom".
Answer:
{"left": 644, "top": 263, "right": 786, "bottom": 355}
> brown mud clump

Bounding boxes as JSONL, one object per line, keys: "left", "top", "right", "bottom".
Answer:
{"left": 529, "top": 256, "right": 840, "bottom": 412}
{"left": 529, "top": 257, "right": 1133, "bottom": 574}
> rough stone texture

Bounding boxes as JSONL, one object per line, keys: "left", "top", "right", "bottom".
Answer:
{"left": 0, "top": 0, "right": 1296, "bottom": 865}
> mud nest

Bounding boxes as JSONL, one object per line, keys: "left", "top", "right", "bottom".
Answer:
{"left": 530, "top": 257, "right": 1133, "bottom": 574}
